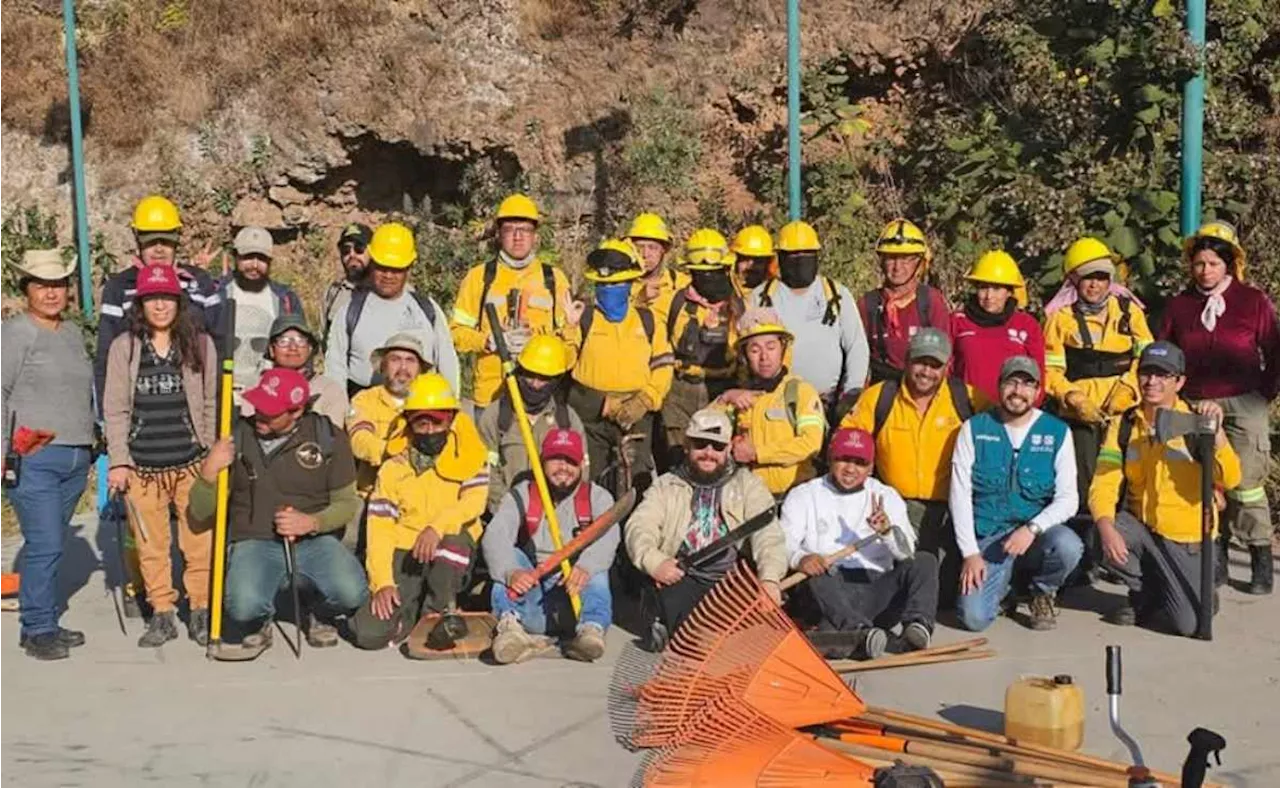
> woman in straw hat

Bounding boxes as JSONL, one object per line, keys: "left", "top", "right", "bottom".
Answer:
{"left": 2, "top": 250, "right": 94, "bottom": 660}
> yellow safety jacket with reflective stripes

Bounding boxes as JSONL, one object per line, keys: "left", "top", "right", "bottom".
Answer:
{"left": 1044, "top": 296, "right": 1153, "bottom": 417}
{"left": 449, "top": 257, "right": 581, "bottom": 407}
{"left": 571, "top": 306, "right": 675, "bottom": 407}
{"left": 631, "top": 267, "right": 689, "bottom": 331}
{"left": 364, "top": 413, "right": 489, "bottom": 591}
{"left": 1088, "top": 399, "right": 1241, "bottom": 544}
{"left": 733, "top": 374, "right": 825, "bottom": 495}
{"left": 347, "top": 385, "right": 408, "bottom": 493}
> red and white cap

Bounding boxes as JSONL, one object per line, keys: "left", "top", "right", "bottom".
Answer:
{"left": 541, "top": 428, "right": 585, "bottom": 465}
{"left": 243, "top": 368, "right": 310, "bottom": 417}
{"left": 135, "top": 263, "right": 182, "bottom": 298}
{"left": 828, "top": 427, "right": 875, "bottom": 464}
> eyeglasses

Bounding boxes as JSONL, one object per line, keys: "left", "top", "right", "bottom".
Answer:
{"left": 500, "top": 226, "right": 536, "bottom": 238}
{"left": 1138, "top": 368, "right": 1178, "bottom": 381}
{"left": 272, "top": 335, "right": 312, "bottom": 349}
{"left": 339, "top": 241, "right": 367, "bottom": 255}
{"left": 688, "top": 438, "right": 728, "bottom": 451}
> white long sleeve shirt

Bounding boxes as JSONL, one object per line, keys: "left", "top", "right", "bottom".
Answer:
{"left": 949, "top": 408, "right": 1078, "bottom": 558}
{"left": 780, "top": 475, "right": 914, "bottom": 573}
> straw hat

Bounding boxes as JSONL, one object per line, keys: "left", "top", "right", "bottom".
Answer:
{"left": 13, "top": 249, "right": 76, "bottom": 282}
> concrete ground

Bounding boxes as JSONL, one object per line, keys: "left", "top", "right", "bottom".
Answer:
{"left": 3, "top": 514, "right": 1277, "bottom": 787}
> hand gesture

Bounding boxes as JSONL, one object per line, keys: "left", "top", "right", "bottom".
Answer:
{"left": 717, "top": 389, "right": 760, "bottom": 410}
{"left": 560, "top": 565, "right": 590, "bottom": 596}
{"left": 798, "top": 554, "right": 828, "bottom": 577}
{"left": 561, "top": 291, "right": 586, "bottom": 327}
{"left": 107, "top": 466, "right": 133, "bottom": 494}
{"left": 371, "top": 586, "right": 401, "bottom": 621}
{"left": 200, "top": 436, "right": 236, "bottom": 482}
{"left": 274, "top": 506, "right": 317, "bottom": 540}
{"left": 1002, "top": 525, "right": 1036, "bottom": 557}
{"left": 652, "top": 559, "right": 685, "bottom": 587}
{"left": 191, "top": 241, "right": 223, "bottom": 274}
{"left": 959, "top": 554, "right": 987, "bottom": 595}
{"left": 412, "top": 527, "right": 441, "bottom": 564}
{"left": 866, "top": 493, "right": 891, "bottom": 535}
{"left": 507, "top": 568, "right": 537, "bottom": 596}
{"left": 731, "top": 435, "right": 757, "bottom": 464}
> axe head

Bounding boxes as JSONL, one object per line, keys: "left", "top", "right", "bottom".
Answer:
{"left": 1154, "top": 407, "right": 1216, "bottom": 445}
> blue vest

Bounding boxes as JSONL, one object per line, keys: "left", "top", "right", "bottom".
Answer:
{"left": 970, "top": 410, "right": 1068, "bottom": 539}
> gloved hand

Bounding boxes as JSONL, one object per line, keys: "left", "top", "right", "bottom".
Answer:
{"left": 613, "top": 392, "right": 653, "bottom": 429}
{"left": 1065, "top": 391, "right": 1104, "bottom": 424}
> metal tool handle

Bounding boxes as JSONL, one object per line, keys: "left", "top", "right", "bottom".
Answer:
{"left": 1106, "top": 645, "right": 1122, "bottom": 696}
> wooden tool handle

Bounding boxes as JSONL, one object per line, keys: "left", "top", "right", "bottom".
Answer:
{"left": 832, "top": 648, "right": 995, "bottom": 673}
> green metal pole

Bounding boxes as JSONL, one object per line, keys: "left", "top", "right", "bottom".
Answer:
{"left": 62, "top": 0, "right": 93, "bottom": 319}
{"left": 786, "top": 0, "right": 802, "bottom": 220}
{"left": 1179, "top": 0, "right": 1207, "bottom": 235}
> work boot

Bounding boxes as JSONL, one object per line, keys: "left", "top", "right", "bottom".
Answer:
{"left": 902, "top": 621, "right": 932, "bottom": 651}
{"left": 425, "top": 612, "right": 469, "bottom": 651}
{"left": 22, "top": 632, "right": 69, "bottom": 661}
{"left": 1214, "top": 536, "right": 1229, "bottom": 588}
{"left": 1247, "top": 545, "right": 1274, "bottom": 595}
{"left": 20, "top": 627, "right": 85, "bottom": 650}
{"left": 138, "top": 611, "right": 179, "bottom": 648}
{"left": 563, "top": 623, "right": 607, "bottom": 662}
{"left": 854, "top": 627, "right": 888, "bottom": 659}
{"left": 1027, "top": 593, "right": 1058, "bottom": 631}
{"left": 188, "top": 609, "right": 209, "bottom": 646}
{"left": 305, "top": 613, "right": 340, "bottom": 648}
{"left": 212, "top": 623, "right": 274, "bottom": 661}
{"left": 491, "top": 613, "right": 542, "bottom": 665}
{"left": 1103, "top": 594, "right": 1138, "bottom": 626}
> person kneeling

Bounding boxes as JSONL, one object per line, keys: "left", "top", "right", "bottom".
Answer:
{"left": 350, "top": 373, "right": 489, "bottom": 651}
{"left": 483, "top": 428, "right": 618, "bottom": 664}
{"left": 782, "top": 428, "right": 938, "bottom": 659}
{"left": 194, "top": 369, "right": 368, "bottom": 660}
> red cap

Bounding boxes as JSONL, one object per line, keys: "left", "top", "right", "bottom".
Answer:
{"left": 828, "top": 428, "right": 875, "bottom": 464}
{"left": 243, "top": 368, "right": 310, "bottom": 417}
{"left": 135, "top": 263, "right": 182, "bottom": 298}
{"left": 541, "top": 428, "right": 584, "bottom": 465}
{"left": 407, "top": 409, "right": 454, "bottom": 424}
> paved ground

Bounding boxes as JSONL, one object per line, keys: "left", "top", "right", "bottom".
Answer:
{"left": 3, "top": 513, "right": 1277, "bottom": 787}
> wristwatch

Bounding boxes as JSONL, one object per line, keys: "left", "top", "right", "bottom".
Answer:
{"left": 1027, "top": 522, "right": 1044, "bottom": 537}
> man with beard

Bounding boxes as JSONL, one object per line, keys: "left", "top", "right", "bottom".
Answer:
{"left": 625, "top": 408, "right": 786, "bottom": 641}
{"left": 478, "top": 335, "right": 586, "bottom": 514}
{"left": 950, "top": 356, "right": 1082, "bottom": 632}
{"left": 781, "top": 428, "right": 938, "bottom": 659}
{"left": 484, "top": 429, "right": 617, "bottom": 664}
{"left": 219, "top": 226, "right": 305, "bottom": 400}
{"left": 249, "top": 314, "right": 347, "bottom": 428}
{"left": 351, "top": 373, "right": 489, "bottom": 652}
{"left": 323, "top": 223, "right": 372, "bottom": 336}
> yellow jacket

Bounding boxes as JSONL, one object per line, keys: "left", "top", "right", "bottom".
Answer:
{"left": 1044, "top": 297, "right": 1153, "bottom": 417}
{"left": 841, "top": 380, "right": 987, "bottom": 501}
{"left": 571, "top": 306, "right": 675, "bottom": 407}
{"left": 667, "top": 293, "right": 738, "bottom": 381}
{"left": 347, "top": 386, "right": 408, "bottom": 492}
{"left": 449, "top": 257, "right": 581, "bottom": 407}
{"left": 733, "top": 375, "right": 825, "bottom": 495}
{"left": 631, "top": 267, "right": 689, "bottom": 331}
{"left": 364, "top": 412, "right": 489, "bottom": 591}
{"left": 1088, "top": 400, "right": 1241, "bottom": 544}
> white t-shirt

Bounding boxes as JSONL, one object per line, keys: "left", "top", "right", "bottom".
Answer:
{"left": 229, "top": 282, "right": 278, "bottom": 397}
{"left": 780, "top": 475, "right": 914, "bottom": 574}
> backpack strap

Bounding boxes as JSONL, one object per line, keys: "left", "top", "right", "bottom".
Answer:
{"left": 345, "top": 288, "right": 369, "bottom": 347}
{"left": 522, "top": 485, "right": 543, "bottom": 541}
{"left": 497, "top": 394, "right": 514, "bottom": 437}
{"left": 1117, "top": 406, "right": 1137, "bottom": 461}
{"left": 572, "top": 482, "right": 593, "bottom": 533}
{"left": 410, "top": 291, "right": 437, "bottom": 325}
{"left": 478, "top": 258, "right": 499, "bottom": 328}
{"left": 666, "top": 290, "right": 688, "bottom": 341}
{"left": 783, "top": 377, "right": 802, "bottom": 436}
{"left": 1117, "top": 296, "right": 1133, "bottom": 338}
{"left": 917, "top": 283, "right": 932, "bottom": 325}
{"left": 580, "top": 306, "right": 594, "bottom": 339}
{"left": 865, "top": 289, "right": 890, "bottom": 368}
{"left": 758, "top": 280, "right": 775, "bottom": 308}
{"left": 821, "top": 276, "right": 841, "bottom": 326}
{"left": 1071, "top": 303, "right": 1095, "bottom": 350}
{"left": 637, "top": 306, "right": 655, "bottom": 345}
{"left": 947, "top": 377, "right": 973, "bottom": 421}
{"left": 872, "top": 379, "right": 899, "bottom": 439}
{"left": 542, "top": 262, "right": 558, "bottom": 325}
{"left": 553, "top": 398, "right": 572, "bottom": 429}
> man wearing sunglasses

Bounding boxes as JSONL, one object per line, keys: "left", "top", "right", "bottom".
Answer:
{"left": 248, "top": 314, "right": 347, "bottom": 428}
{"left": 219, "top": 226, "right": 305, "bottom": 400}
{"left": 323, "top": 223, "right": 372, "bottom": 336}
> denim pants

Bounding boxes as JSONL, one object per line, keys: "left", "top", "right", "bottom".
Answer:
{"left": 956, "top": 525, "right": 1084, "bottom": 632}
{"left": 489, "top": 550, "right": 612, "bottom": 634}
{"left": 223, "top": 535, "right": 368, "bottom": 637}
{"left": 8, "top": 445, "right": 91, "bottom": 638}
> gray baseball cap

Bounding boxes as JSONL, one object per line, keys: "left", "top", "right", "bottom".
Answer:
{"left": 907, "top": 328, "right": 952, "bottom": 363}
{"left": 685, "top": 408, "right": 733, "bottom": 445}
{"left": 1138, "top": 341, "right": 1185, "bottom": 376}
{"left": 234, "top": 226, "right": 274, "bottom": 258}
{"left": 999, "top": 355, "right": 1041, "bottom": 384}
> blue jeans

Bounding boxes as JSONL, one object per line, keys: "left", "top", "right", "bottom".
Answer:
{"left": 489, "top": 550, "right": 612, "bottom": 633}
{"left": 957, "top": 525, "right": 1084, "bottom": 632}
{"left": 9, "top": 445, "right": 91, "bottom": 638}
{"left": 224, "top": 535, "right": 368, "bottom": 631}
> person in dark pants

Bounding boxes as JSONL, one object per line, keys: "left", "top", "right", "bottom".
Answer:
{"left": 781, "top": 428, "right": 938, "bottom": 659}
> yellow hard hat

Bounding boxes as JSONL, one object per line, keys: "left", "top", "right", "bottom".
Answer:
{"left": 682, "top": 228, "right": 733, "bottom": 270}
{"left": 776, "top": 221, "right": 821, "bottom": 253}
{"left": 735, "top": 307, "right": 793, "bottom": 347}
{"left": 583, "top": 238, "right": 644, "bottom": 283}
{"left": 1183, "top": 220, "right": 1246, "bottom": 280}
{"left": 367, "top": 222, "right": 418, "bottom": 269}
{"left": 1063, "top": 237, "right": 1115, "bottom": 277}
{"left": 966, "top": 250, "right": 1025, "bottom": 288}
{"left": 517, "top": 335, "right": 572, "bottom": 377}
{"left": 132, "top": 195, "right": 182, "bottom": 233}
{"left": 496, "top": 193, "right": 540, "bottom": 224}
{"left": 875, "top": 219, "right": 928, "bottom": 257}
{"left": 626, "top": 212, "right": 672, "bottom": 244}
{"left": 731, "top": 225, "right": 774, "bottom": 258}
{"left": 404, "top": 372, "right": 459, "bottom": 412}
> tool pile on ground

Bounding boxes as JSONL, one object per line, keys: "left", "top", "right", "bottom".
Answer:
{"left": 609, "top": 562, "right": 1201, "bottom": 787}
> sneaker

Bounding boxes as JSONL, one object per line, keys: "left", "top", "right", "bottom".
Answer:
{"left": 20, "top": 627, "right": 85, "bottom": 650}
{"left": 902, "top": 621, "right": 932, "bottom": 651}
{"left": 212, "top": 623, "right": 273, "bottom": 661}
{"left": 425, "top": 613, "right": 469, "bottom": 651}
{"left": 22, "top": 631, "right": 69, "bottom": 661}
{"left": 138, "top": 611, "right": 179, "bottom": 648}
{"left": 188, "top": 609, "right": 209, "bottom": 646}
{"left": 856, "top": 627, "right": 888, "bottom": 659}
{"left": 305, "top": 613, "right": 340, "bottom": 649}
{"left": 491, "top": 613, "right": 541, "bottom": 665}
{"left": 564, "top": 623, "right": 607, "bottom": 662}
{"left": 1028, "top": 594, "right": 1058, "bottom": 631}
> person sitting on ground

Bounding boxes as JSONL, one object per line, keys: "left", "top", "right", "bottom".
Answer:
{"left": 323, "top": 222, "right": 372, "bottom": 337}
{"left": 478, "top": 335, "right": 586, "bottom": 515}
{"left": 782, "top": 428, "right": 938, "bottom": 660}
{"left": 194, "top": 369, "right": 367, "bottom": 659}
{"left": 244, "top": 314, "right": 347, "bottom": 428}
{"left": 950, "top": 356, "right": 1082, "bottom": 632}
{"left": 624, "top": 408, "right": 787, "bottom": 643}
{"left": 483, "top": 428, "right": 618, "bottom": 664}
{"left": 350, "top": 373, "right": 489, "bottom": 652}
{"left": 1088, "top": 341, "right": 1241, "bottom": 636}
{"left": 716, "top": 308, "right": 825, "bottom": 499}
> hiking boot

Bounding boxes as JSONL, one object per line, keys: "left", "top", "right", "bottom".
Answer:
{"left": 1214, "top": 536, "right": 1229, "bottom": 588}
{"left": 1104, "top": 596, "right": 1137, "bottom": 626}
{"left": 902, "top": 621, "right": 932, "bottom": 651}
{"left": 138, "top": 611, "right": 179, "bottom": 648}
{"left": 563, "top": 623, "right": 607, "bottom": 662}
{"left": 22, "top": 632, "right": 69, "bottom": 661}
{"left": 425, "top": 612, "right": 469, "bottom": 651}
{"left": 491, "top": 613, "right": 542, "bottom": 665}
{"left": 212, "top": 623, "right": 273, "bottom": 661}
{"left": 188, "top": 609, "right": 209, "bottom": 646}
{"left": 855, "top": 627, "right": 888, "bottom": 659}
{"left": 20, "top": 627, "right": 85, "bottom": 650}
{"left": 305, "top": 613, "right": 340, "bottom": 648}
{"left": 1247, "top": 545, "right": 1274, "bottom": 595}
{"left": 1028, "top": 593, "right": 1058, "bottom": 631}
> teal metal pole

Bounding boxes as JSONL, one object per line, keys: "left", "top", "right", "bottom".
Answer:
{"left": 62, "top": 0, "right": 93, "bottom": 319}
{"left": 786, "top": 0, "right": 801, "bottom": 220}
{"left": 1179, "top": 0, "right": 1207, "bottom": 235}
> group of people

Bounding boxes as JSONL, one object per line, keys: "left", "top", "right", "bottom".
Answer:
{"left": 3, "top": 191, "right": 1275, "bottom": 664}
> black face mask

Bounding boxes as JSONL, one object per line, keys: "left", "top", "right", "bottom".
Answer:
{"left": 692, "top": 270, "right": 734, "bottom": 303}
{"left": 740, "top": 260, "right": 771, "bottom": 290}
{"left": 517, "top": 375, "right": 558, "bottom": 413}
{"left": 412, "top": 432, "right": 448, "bottom": 456}
{"left": 779, "top": 253, "right": 820, "bottom": 289}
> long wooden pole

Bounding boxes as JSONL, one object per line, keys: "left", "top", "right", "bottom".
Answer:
{"left": 833, "top": 648, "right": 995, "bottom": 673}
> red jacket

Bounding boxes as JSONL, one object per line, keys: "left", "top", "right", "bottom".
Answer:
{"left": 950, "top": 308, "right": 1046, "bottom": 404}
{"left": 1158, "top": 280, "right": 1280, "bottom": 401}
{"left": 858, "top": 284, "right": 952, "bottom": 380}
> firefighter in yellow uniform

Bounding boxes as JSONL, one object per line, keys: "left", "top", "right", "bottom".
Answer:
{"left": 568, "top": 239, "right": 675, "bottom": 493}
{"left": 449, "top": 194, "right": 580, "bottom": 408}
{"left": 716, "top": 309, "right": 825, "bottom": 497}
{"left": 351, "top": 373, "right": 489, "bottom": 651}
{"left": 627, "top": 212, "right": 688, "bottom": 329}
{"left": 1043, "top": 237, "right": 1153, "bottom": 513}
{"left": 730, "top": 225, "right": 776, "bottom": 298}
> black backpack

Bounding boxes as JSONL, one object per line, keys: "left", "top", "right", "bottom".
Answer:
{"left": 478, "top": 258, "right": 559, "bottom": 328}
{"left": 863, "top": 284, "right": 936, "bottom": 380}
{"left": 871, "top": 377, "right": 973, "bottom": 438}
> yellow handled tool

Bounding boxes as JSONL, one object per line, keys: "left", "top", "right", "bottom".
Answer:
{"left": 207, "top": 301, "right": 236, "bottom": 655}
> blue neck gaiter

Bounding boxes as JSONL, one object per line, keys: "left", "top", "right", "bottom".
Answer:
{"left": 595, "top": 282, "right": 631, "bottom": 323}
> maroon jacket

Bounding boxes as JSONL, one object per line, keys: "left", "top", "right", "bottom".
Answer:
{"left": 950, "top": 308, "right": 1046, "bottom": 405}
{"left": 858, "top": 284, "right": 952, "bottom": 382}
{"left": 1158, "top": 280, "right": 1280, "bottom": 401}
